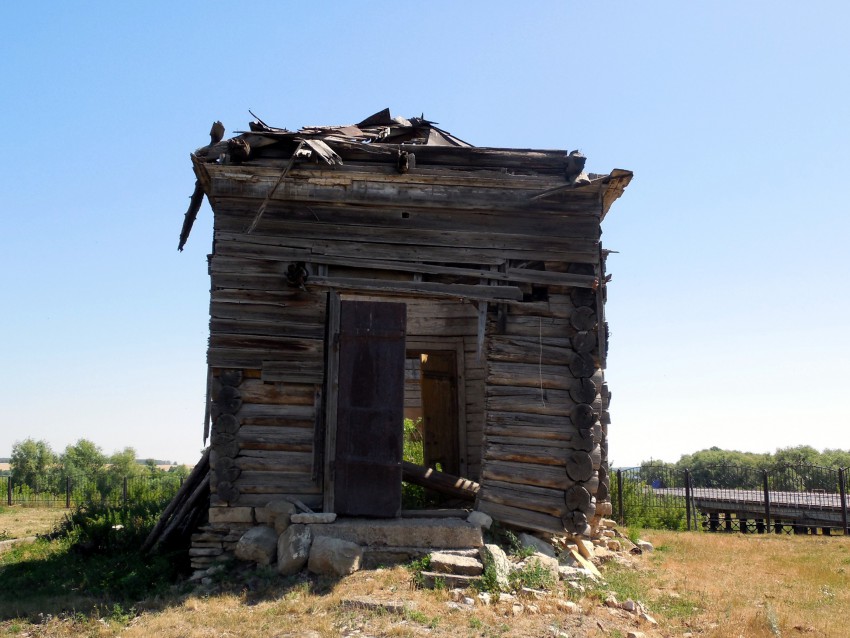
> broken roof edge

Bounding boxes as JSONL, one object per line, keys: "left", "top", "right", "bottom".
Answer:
{"left": 600, "top": 169, "right": 633, "bottom": 220}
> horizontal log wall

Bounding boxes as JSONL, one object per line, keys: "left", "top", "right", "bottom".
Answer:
{"left": 202, "top": 157, "right": 613, "bottom": 534}
{"left": 476, "top": 287, "right": 606, "bottom": 536}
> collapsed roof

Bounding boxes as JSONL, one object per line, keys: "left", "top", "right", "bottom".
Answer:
{"left": 178, "top": 108, "right": 631, "bottom": 250}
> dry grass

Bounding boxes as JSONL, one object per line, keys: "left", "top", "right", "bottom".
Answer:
{"left": 0, "top": 506, "right": 66, "bottom": 540}
{"left": 632, "top": 530, "right": 850, "bottom": 637}
{"left": 0, "top": 563, "right": 650, "bottom": 638}
{"left": 3, "top": 527, "right": 850, "bottom": 637}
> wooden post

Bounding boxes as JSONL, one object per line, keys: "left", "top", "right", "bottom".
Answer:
{"left": 762, "top": 470, "right": 771, "bottom": 533}
{"left": 616, "top": 469, "right": 624, "bottom": 526}
{"left": 684, "top": 469, "right": 692, "bottom": 531}
{"left": 6, "top": 477, "right": 11, "bottom": 506}
{"left": 839, "top": 468, "right": 848, "bottom": 535}
{"left": 123, "top": 477, "right": 128, "bottom": 506}
{"left": 709, "top": 512, "right": 719, "bottom": 532}
{"left": 66, "top": 476, "right": 71, "bottom": 509}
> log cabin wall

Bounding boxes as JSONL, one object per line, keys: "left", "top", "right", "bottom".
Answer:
{"left": 189, "top": 114, "right": 631, "bottom": 542}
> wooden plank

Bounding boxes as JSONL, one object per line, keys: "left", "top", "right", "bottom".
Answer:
{"left": 493, "top": 315, "right": 574, "bottom": 338}
{"left": 209, "top": 334, "right": 323, "bottom": 354}
{"left": 485, "top": 435, "right": 575, "bottom": 449}
{"left": 488, "top": 336, "right": 574, "bottom": 365}
{"left": 237, "top": 379, "right": 316, "bottom": 406}
{"left": 236, "top": 473, "right": 322, "bottom": 494}
{"left": 487, "top": 362, "right": 573, "bottom": 390}
{"left": 308, "top": 276, "right": 523, "bottom": 302}
{"left": 213, "top": 493, "right": 322, "bottom": 509}
{"left": 238, "top": 425, "right": 315, "bottom": 452}
{"left": 322, "top": 291, "right": 340, "bottom": 513}
{"left": 486, "top": 393, "right": 575, "bottom": 416}
{"left": 261, "top": 368, "right": 323, "bottom": 385}
{"left": 213, "top": 198, "right": 601, "bottom": 239}
{"left": 483, "top": 443, "right": 567, "bottom": 467}
{"left": 481, "top": 460, "right": 574, "bottom": 490}
{"left": 214, "top": 230, "right": 598, "bottom": 265}
{"left": 401, "top": 461, "right": 479, "bottom": 501}
{"left": 236, "top": 403, "right": 316, "bottom": 419}
{"left": 455, "top": 340, "right": 469, "bottom": 477}
{"left": 476, "top": 499, "right": 567, "bottom": 535}
{"left": 213, "top": 211, "right": 599, "bottom": 256}
{"left": 210, "top": 317, "right": 324, "bottom": 340}
{"left": 235, "top": 451, "right": 313, "bottom": 473}
{"left": 479, "top": 483, "right": 567, "bottom": 517}
{"left": 207, "top": 167, "right": 601, "bottom": 215}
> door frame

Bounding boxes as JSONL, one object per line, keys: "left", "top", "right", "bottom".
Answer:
{"left": 406, "top": 337, "right": 468, "bottom": 478}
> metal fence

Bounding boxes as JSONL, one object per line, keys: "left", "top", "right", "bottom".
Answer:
{"left": 0, "top": 472, "right": 184, "bottom": 508}
{"left": 611, "top": 464, "right": 850, "bottom": 534}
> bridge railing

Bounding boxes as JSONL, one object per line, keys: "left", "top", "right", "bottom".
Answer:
{"left": 612, "top": 464, "right": 849, "bottom": 534}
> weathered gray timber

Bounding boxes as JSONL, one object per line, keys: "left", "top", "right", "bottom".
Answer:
{"left": 180, "top": 109, "right": 631, "bottom": 554}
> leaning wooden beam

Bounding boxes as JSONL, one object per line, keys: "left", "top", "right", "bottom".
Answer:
{"left": 153, "top": 473, "right": 211, "bottom": 552}
{"left": 141, "top": 448, "right": 210, "bottom": 554}
{"left": 402, "top": 460, "right": 480, "bottom": 502}
{"left": 177, "top": 180, "right": 205, "bottom": 251}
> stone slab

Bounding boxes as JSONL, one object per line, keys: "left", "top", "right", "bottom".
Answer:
{"left": 429, "top": 552, "right": 484, "bottom": 576}
{"left": 208, "top": 507, "right": 254, "bottom": 524}
{"left": 292, "top": 513, "right": 337, "bottom": 524}
{"left": 420, "top": 571, "right": 478, "bottom": 589}
{"left": 309, "top": 517, "right": 482, "bottom": 549}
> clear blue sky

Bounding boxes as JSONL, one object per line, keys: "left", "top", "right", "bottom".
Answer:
{"left": 2, "top": 2, "right": 848, "bottom": 466}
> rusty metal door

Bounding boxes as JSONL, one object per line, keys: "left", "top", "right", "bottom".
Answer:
{"left": 333, "top": 300, "right": 406, "bottom": 517}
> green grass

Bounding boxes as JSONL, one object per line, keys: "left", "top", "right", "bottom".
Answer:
{"left": 508, "top": 557, "right": 556, "bottom": 591}
{"left": 0, "top": 499, "right": 187, "bottom": 619}
{"left": 401, "top": 418, "right": 444, "bottom": 509}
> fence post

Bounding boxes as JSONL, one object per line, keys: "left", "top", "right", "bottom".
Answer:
{"left": 684, "top": 469, "right": 692, "bottom": 531}
{"left": 6, "top": 477, "right": 11, "bottom": 506}
{"left": 762, "top": 470, "right": 771, "bottom": 532}
{"left": 123, "top": 477, "right": 128, "bottom": 506}
{"left": 616, "top": 469, "right": 624, "bottom": 525}
{"left": 840, "top": 468, "right": 848, "bottom": 535}
{"left": 66, "top": 476, "right": 71, "bottom": 508}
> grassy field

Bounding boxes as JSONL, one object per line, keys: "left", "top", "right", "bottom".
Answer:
{"left": 2, "top": 505, "right": 850, "bottom": 637}
{"left": 0, "top": 505, "right": 66, "bottom": 541}
{"left": 629, "top": 529, "right": 850, "bottom": 637}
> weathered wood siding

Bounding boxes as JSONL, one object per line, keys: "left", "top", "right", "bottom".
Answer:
{"left": 200, "top": 152, "right": 628, "bottom": 535}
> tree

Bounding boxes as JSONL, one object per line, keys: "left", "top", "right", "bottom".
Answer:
{"left": 60, "top": 439, "right": 106, "bottom": 477}
{"left": 10, "top": 438, "right": 56, "bottom": 488}
{"left": 108, "top": 447, "right": 141, "bottom": 479}
{"left": 771, "top": 445, "right": 821, "bottom": 469}
{"left": 821, "top": 449, "right": 850, "bottom": 469}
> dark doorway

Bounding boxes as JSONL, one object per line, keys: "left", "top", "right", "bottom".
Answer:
{"left": 419, "top": 352, "right": 460, "bottom": 476}
{"left": 332, "top": 300, "right": 406, "bottom": 517}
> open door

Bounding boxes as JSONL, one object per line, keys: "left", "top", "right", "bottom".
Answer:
{"left": 420, "top": 352, "right": 460, "bottom": 476}
{"left": 329, "top": 299, "right": 406, "bottom": 517}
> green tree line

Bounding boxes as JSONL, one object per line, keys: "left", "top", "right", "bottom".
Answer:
{"left": 633, "top": 445, "right": 850, "bottom": 491}
{"left": 3, "top": 438, "right": 190, "bottom": 504}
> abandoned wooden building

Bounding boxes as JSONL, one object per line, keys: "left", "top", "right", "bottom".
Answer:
{"left": 176, "top": 109, "right": 632, "bottom": 563}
